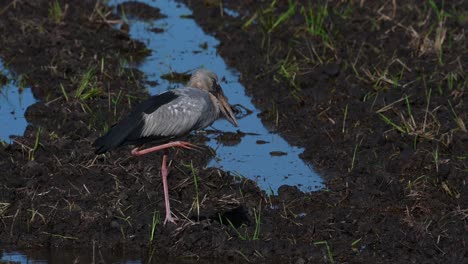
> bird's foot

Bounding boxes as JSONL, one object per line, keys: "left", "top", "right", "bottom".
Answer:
{"left": 163, "top": 213, "right": 178, "bottom": 225}
{"left": 131, "top": 147, "right": 141, "bottom": 156}
{"left": 172, "top": 141, "right": 203, "bottom": 151}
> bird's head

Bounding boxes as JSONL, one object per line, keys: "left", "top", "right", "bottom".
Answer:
{"left": 189, "top": 69, "right": 238, "bottom": 127}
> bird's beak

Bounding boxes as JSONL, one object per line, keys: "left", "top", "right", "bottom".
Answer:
{"left": 216, "top": 88, "right": 238, "bottom": 127}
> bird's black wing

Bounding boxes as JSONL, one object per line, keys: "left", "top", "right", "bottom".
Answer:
{"left": 93, "top": 91, "right": 179, "bottom": 154}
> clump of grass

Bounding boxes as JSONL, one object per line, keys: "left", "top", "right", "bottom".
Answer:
{"left": 27, "top": 208, "right": 45, "bottom": 232}
{"left": 225, "top": 204, "right": 262, "bottom": 241}
{"left": 427, "top": 0, "right": 451, "bottom": 65}
{"left": 245, "top": 0, "right": 296, "bottom": 34}
{"left": 440, "top": 181, "right": 460, "bottom": 198}
{"left": 377, "top": 94, "right": 415, "bottom": 134}
{"left": 351, "top": 238, "right": 362, "bottom": 253}
{"left": 271, "top": 101, "right": 279, "bottom": 127}
{"left": 252, "top": 204, "right": 261, "bottom": 240}
{"left": 100, "top": 57, "right": 105, "bottom": 74}
{"left": 375, "top": 84, "right": 459, "bottom": 147}
{"left": 242, "top": 13, "right": 258, "bottom": 30}
{"left": 274, "top": 49, "right": 302, "bottom": 102}
{"left": 0, "top": 202, "right": 10, "bottom": 216}
{"left": 314, "top": 240, "right": 334, "bottom": 263}
{"left": 18, "top": 74, "right": 28, "bottom": 93}
{"left": 117, "top": 58, "right": 128, "bottom": 76}
{"left": 361, "top": 59, "right": 404, "bottom": 92}
{"left": 447, "top": 100, "right": 467, "bottom": 132}
{"left": 267, "top": 0, "right": 296, "bottom": 34}
{"left": 149, "top": 211, "right": 160, "bottom": 243}
{"left": 75, "top": 67, "right": 94, "bottom": 98}
{"left": 378, "top": 112, "right": 406, "bottom": 134}
{"left": 59, "top": 83, "right": 68, "bottom": 102}
{"left": 432, "top": 144, "right": 439, "bottom": 173}
{"left": 342, "top": 104, "right": 348, "bottom": 133}
{"left": 445, "top": 72, "right": 456, "bottom": 92}
{"left": 181, "top": 161, "right": 201, "bottom": 221}
{"left": 111, "top": 90, "right": 123, "bottom": 118}
{"left": 190, "top": 162, "right": 200, "bottom": 221}
{"left": 41, "top": 232, "right": 78, "bottom": 240}
{"left": 428, "top": 0, "right": 450, "bottom": 24}
{"left": 406, "top": 175, "right": 428, "bottom": 192}
{"left": 225, "top": 217, "right": 248, "bottom": 240}
{"left": 74, "top": 67, "right": 102, "bottom": 100}
{"left": 300, "top": 2, "right": 331, "bottom": 45}
{"left": 29, "top": 127, "right": 42, "bottom": 161}
{"left": 235, "top": 250, "right": 250, "bottom": 262}
{"left": 49, "top": 0, "right": 63, "bottom": 24}
{"left": 349, "top": 142, "right": 359, "bottom": 172}
{"left": 199, "top": 42, "right": 208, "bottom": 50}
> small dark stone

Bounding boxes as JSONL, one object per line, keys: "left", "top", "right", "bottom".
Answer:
{"left": 295, "top": 257, "right": 306, "bottom": 264}
{"left": 150, "top": 27, "right": 164, "bottom": 34}
{"left": 0, "top": 73, "right": 7, "bottom": 85}
{"left": 120, "top": 23, "right": 130, "bottom": 33}
{"left": 278, "top": 185, "right": 302, "bottom": 200}
{"left": 438, "top": 164, "right": 450, "bottom": 179}
{"left": 322, "top": 63, "right": 340, "bottom": 77}
{"left": 110, "top": 221, "right": 120, "bottom": 229}
{"left": 116, "top": 2, "right": 167, "bottom": 20}
{"left": 270, "top": 151, "right": 287, "bottom": 156}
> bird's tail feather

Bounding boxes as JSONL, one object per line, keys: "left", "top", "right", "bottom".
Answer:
{"left": 93, "top": 117, "right": 143, "bottom": 154}
{"left": 93, "top": 135, "right": 113, "bottom": 154}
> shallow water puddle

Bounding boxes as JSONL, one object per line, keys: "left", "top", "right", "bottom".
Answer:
{"left": 109, "top": 0, "right": 324, "bottom": 193}
{"left": 0, "top": 248, "right": 163, "bottom": 264}
{"left": 1, "top": 248, "right": 256, "bottom": 264}
{"left": 0, "top": 60, "right": 36, "bottom": 144}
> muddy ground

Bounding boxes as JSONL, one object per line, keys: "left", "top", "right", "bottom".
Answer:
{"left": 0, "top": 0, "right": 467, "bottom": 263}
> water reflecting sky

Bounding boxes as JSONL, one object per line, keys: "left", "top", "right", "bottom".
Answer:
{"left": 0, "top": 60, "right": 36, "bottom": 144}
{"left": 112, "top": 0, "right": 324, "bottom": 193}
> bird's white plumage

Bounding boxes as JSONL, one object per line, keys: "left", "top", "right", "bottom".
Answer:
{"left": 140, "top": 88, "right": 219, "bottom": 138}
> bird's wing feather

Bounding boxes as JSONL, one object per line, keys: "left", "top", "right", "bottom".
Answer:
{"left": 93, "top": 91, "right": 179, "bottom": 154}
{"left": 139, "top": 90, "right": 208, "bottom": 138}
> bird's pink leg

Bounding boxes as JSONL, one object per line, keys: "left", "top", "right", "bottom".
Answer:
{"left": 161, "top": 151, "right": 177, "bottom": 225}
{"left": 130, "top": 141, "right": 202, "bottom": 225}
{"left": 131, "top": 141, "right": 201, "bottom": 156}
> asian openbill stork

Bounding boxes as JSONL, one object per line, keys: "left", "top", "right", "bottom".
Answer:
{"left": 93, "top": 69, "right": 238, "bottom": 224}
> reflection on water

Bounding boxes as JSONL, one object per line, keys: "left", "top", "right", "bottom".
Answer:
{"left": 0, "top": 60, "right": 36, "bottom": 144}
{"left": 109, "top": 0, "right": 324, "bottom": 193}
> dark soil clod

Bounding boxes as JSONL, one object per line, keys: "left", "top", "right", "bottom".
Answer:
{"left": 116, "top": 1, "right": 166, "bottom": 20}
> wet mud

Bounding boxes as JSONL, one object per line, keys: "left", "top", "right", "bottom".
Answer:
{"left": 0, "top": 0, "right": 467, "bottom": 263}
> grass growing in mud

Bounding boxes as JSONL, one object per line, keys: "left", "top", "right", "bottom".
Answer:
{"left": 217, "top": 198, "right": 262, "bottom": 241}
{"left": 181, "top": 161, "right": 201, "bottom": 221}
{"left": 149, "top": 211, "right": 160, "bottom": 243}
{"left": 183, "top": 0, "right": 468, "bottom": 262}
{"left": 314, "top": 241, "right": 334, "bottom": 263}
{"left": 300, "top": 2, "right": 332, "bottom": 45}
{"left": 74, "top": 67, "right": 102, "bottom": 101}
{"left": 49, "top": 0, "right": 63, "bottom": 24}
